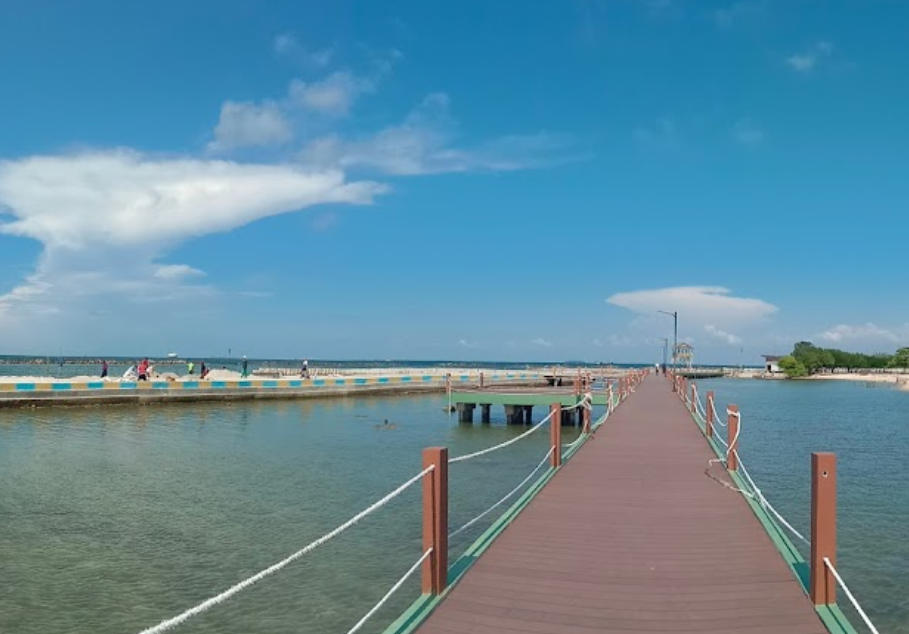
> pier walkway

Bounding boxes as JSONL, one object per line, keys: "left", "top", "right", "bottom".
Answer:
{"left": 413, "top": 374, "right": 829, "bottom": 634}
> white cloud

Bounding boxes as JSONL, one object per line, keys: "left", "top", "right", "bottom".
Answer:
{"left": 154, "top": 264, "right": 205, "bottom": 280}
{"left": 208, "top": 100, "right": 294, "bottom": 152}
{"left": 607, "top": 286, "right": 778, "bottom": 331}
{"left": 458, "top": 338, "right": 478, "bottom": 348}
{"left": 787, "top": 41, "right": 833, "bottom": 72}
{"left": 531, "top": 337, "right": 552, "bottom": 347}
{"left": 733, "top": 118, "right": 764, "bottom": 145}
{"left": 819, "top": 323, "right": 908, "bottom": 345}
{"left": 273, "top": 34, "right": 333, "bottom": 67}
{"left": 299, "top": 93, "right": 577, "bottom": 176}
{"left": 288, "top": 72, "right": 375, "bottom": 116}
{"left": 704, "top": 324, "right": 743, "bottom": 345}
{"left": 0, "top": 150, "right": 386, "bottom": 329}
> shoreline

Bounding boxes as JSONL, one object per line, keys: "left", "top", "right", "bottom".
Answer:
{"left": 806, "top": 372, "right": 909, "bottom": 392}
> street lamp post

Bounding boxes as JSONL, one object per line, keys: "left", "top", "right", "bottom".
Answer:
{"left": 659, "top": 337, "right": 669, "bottom": 372}
{"left": 658, "top": 310, "right": 678, "bottom": 390}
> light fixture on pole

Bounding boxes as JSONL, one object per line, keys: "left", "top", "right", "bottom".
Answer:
{"left": 658, "top": 310, "right": 678, "bottom": 390}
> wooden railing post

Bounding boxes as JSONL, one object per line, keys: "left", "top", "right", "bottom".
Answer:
{"left": 550, "top": 403, "right": 562, "bottom": 468}
{"left": 706, "top": 390, "right": 715, "bottom": 438}
{"left": 422, "top": 447, "right": 449, "bottom": 595}
{"left": 479, "top": 371, "right": 484, "bottom": 389}
{"left": 810, "top": 452, "right": 837, "bottom": 606}
{"left": 727, "top": 404, "right": 739, "bottom": 471}
{"left": 582, "top": 404, "right": 591, "bottom": 434}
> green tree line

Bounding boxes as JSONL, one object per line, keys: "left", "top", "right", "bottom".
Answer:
{"left": 777, "top": 342, "right": 909, "bottom": 378}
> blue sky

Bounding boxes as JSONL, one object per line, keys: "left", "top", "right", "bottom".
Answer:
{"left": 1, "top": 0, "right": 907, "bottom": 363}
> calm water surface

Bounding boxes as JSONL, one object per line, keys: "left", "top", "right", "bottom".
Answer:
{"left": 0, "top": 380, "right": 906, "bottom": 633}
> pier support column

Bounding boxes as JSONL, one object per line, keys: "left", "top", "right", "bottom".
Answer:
{"left": 810, "top": 452, "right": 837, "bottom": 606}
{"left": 422, "top": 447, "right": 448, "bottom": 595}
{"left": 523, "top": 406, "right": 533, "bottom": 425}
{"left": 480, "top": 404, "right": 491, "bottom": 423}
{"left": 560, "top": 409, "right": 573, "bottom": 426}
{"left": 456, "top": 403, "right": 475, "bottom": 423}
{"left": 504, "top": 405, "right": 523, "bottom": 425}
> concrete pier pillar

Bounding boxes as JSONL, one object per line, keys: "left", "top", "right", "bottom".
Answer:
{"left": 523, "top": 406, "right": 533, "bottom": 425}
{"left": 480, "top": 403, "right": 491, "bottom": 423}
{"left": 456, "top": 403, "right": 475, "bottom": 423}
{"left": 561, "top": 409, "right": 573, "bottom": 426}
{"left": 505, "top": 405, "right": 523, "bottom": 424}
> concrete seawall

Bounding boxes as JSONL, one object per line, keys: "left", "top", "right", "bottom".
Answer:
{"left": 0, "top": 371, "right": 545, "bottom": 408}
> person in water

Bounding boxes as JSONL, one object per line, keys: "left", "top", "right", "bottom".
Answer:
{"left": 100, "top": 360, "right": 108, "bottom": 379}
{"left": 375, "top": 419, "right": 397, "bottom": 430}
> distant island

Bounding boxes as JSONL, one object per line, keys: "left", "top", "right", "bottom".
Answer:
{"left": 777, "top": 342, "right": 909, "bottom": 378}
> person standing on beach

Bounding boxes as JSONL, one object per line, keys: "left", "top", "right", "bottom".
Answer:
{"left": 137, "top": 358, "right": 149, "bottom": 381}
{"left": 301, "top": 359, "right": 309, "bottom": 378}
{"left": 100, "top": 360, "right": 108, "bottom": 378}
{"left": 187, "top": 361, "right": 195, "bottom": 375}
{"left": 241, "top": 356, "right": 248, "bottom": 378}
{"left": 200, "top": 361, "right": 208, "bottom": 379}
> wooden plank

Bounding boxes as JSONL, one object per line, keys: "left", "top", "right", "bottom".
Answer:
{"left": 414, "top": 376, "right": 828, "bottom": 634}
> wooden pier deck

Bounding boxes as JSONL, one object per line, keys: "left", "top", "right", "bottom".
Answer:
{"left": 414, "top": 375, "right": 828, "bottom": 634}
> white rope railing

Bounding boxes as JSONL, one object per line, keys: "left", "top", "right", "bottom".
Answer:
{"left": 135, "top": 465, "right": 434, "bottom": 634}
{"left": 710, "top": 398, "right": 728, "bottom": 427}
{"left": 449, "top": 447, "right": 554, "bottom": 539}
{"left": 344, "top": 548, "right": 434, "bottom": 634}
{"left": 736, "top": 457, "right": 809, "bottom": 545}
{"left": 823, "top": 557, "right": 881, "bottom": 634}
{"left": 449, "top": 413, "right": 552, "bottom": 464}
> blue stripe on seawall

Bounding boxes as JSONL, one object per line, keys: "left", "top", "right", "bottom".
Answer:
{"left": 378, "top": 377, "right": 389, "bottom": 384}
{"left": 238, "top": 381, "right": 252, "bottom": 388}
{"left": 262, "top": 380, "right": 279, "bottom": 388}
{"left": 355, "top": 378, "right": 367, "bottom": 385}
{"left": 52, "top": 383, "right": 71, "bottom": 390}
{"left": 153, "top": 382, "right": 169, "bottom": 389}
{"left": 120, "top": 382, "right": 137, "bottom": 389}
{"left": 15, "top": 383, "right": 35, "bottom": 391}
{"left": 459, "top": 375, "right": 468, "bottom": 381}
{"left": 335, "top": 379, "right": 346, "bottom": 385}
{"left": 87, "top": 382, "right": 104, "bottom": 389}
{"left": 422, "top": 376, "right": 432, "bottom": 381}
{"left": 210, "top": 381, "right": 227, "bottom": 388}
{"left": 401, "top": 376, "right": 411, "bottom": 382}
{"left": 289, "top": 380, "right": 302, "bottom": 387}
{"left": 313, "top": 380, "right": 325, "bottom": 386}
{"left": 183, "top": 382, "right": 199, "bottom": 389}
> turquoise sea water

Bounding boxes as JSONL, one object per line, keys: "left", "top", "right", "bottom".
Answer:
{"left": 0, "top": 379, "right": 905, "bottom": 633}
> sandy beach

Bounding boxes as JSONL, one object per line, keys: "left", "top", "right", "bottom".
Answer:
{"left": 808, "top": 372, "right": 909, "bottom": 392}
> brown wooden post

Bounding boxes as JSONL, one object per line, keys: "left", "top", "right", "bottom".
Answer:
{"left": 479, "top": 371, "right": 484, "bottom": 389}
{"left": 727, "top": 404, "right": 739, "bottom": 471}
{"left": 550, "top": 403, "right": 562, "bottom": 468}
{"left": 706, "top": 390, "right": 715, "bottom": 438}
{"left": 810, "top": 452, "right": 837, "bottom": 606}
{"left": 689, "top": 382, "right": 697, "bottom": 414}
{"left": 421, "top": 447, "right": 449, "bottom": 595}
{"left": 582, "top": 405, "right": 591, "bottom": 434}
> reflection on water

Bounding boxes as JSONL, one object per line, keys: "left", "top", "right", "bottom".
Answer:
{"left": 0, "top": 381, "right": 905, "bottom": 633}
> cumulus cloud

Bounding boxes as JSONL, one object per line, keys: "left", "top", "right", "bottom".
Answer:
{"left": 787, "top": 41, "right": 833, "bottom": 72}
{"left": 287, "top": 72, "right": 374, "bottom": 116}
{"left": 299, "top": 93, "right": 578, "bottom": 175}
{"left": 531, "top": 337, "right": 553, "bottom": 347}
{"left": 704, "top": 324, "right": 743, "bottom": 345}
{"left": 208, "top": 100, "right": 294, "bottom": 152}
{"left": 607, "top": 286, "right": 778, "bottom": 331}
{"left": 458, "top": 338, "right": 478, "bottom": 348}
{"left": 713, "top": 2, "right": 761, "bottom": 28}
{"left": 819, "top": 323, "right": 908, "bottom": 345}
{"left": 273, "top": 34, "right": 333, "bottom": 67}
{"left": 0, "top": 150, "right": 386, "bottom": 331}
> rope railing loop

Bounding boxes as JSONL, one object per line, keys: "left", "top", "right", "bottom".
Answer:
{"left": 448, "top": 411, "right": 553, "bottom": 464}
{"left": 134, "top": 465, "right": 434, "bottom": 634}
{"left": 344, "top": 548, "right": 434, "bottom": 634}
{"left": 823, "top": 558, "right": 881, "bottom": 634}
